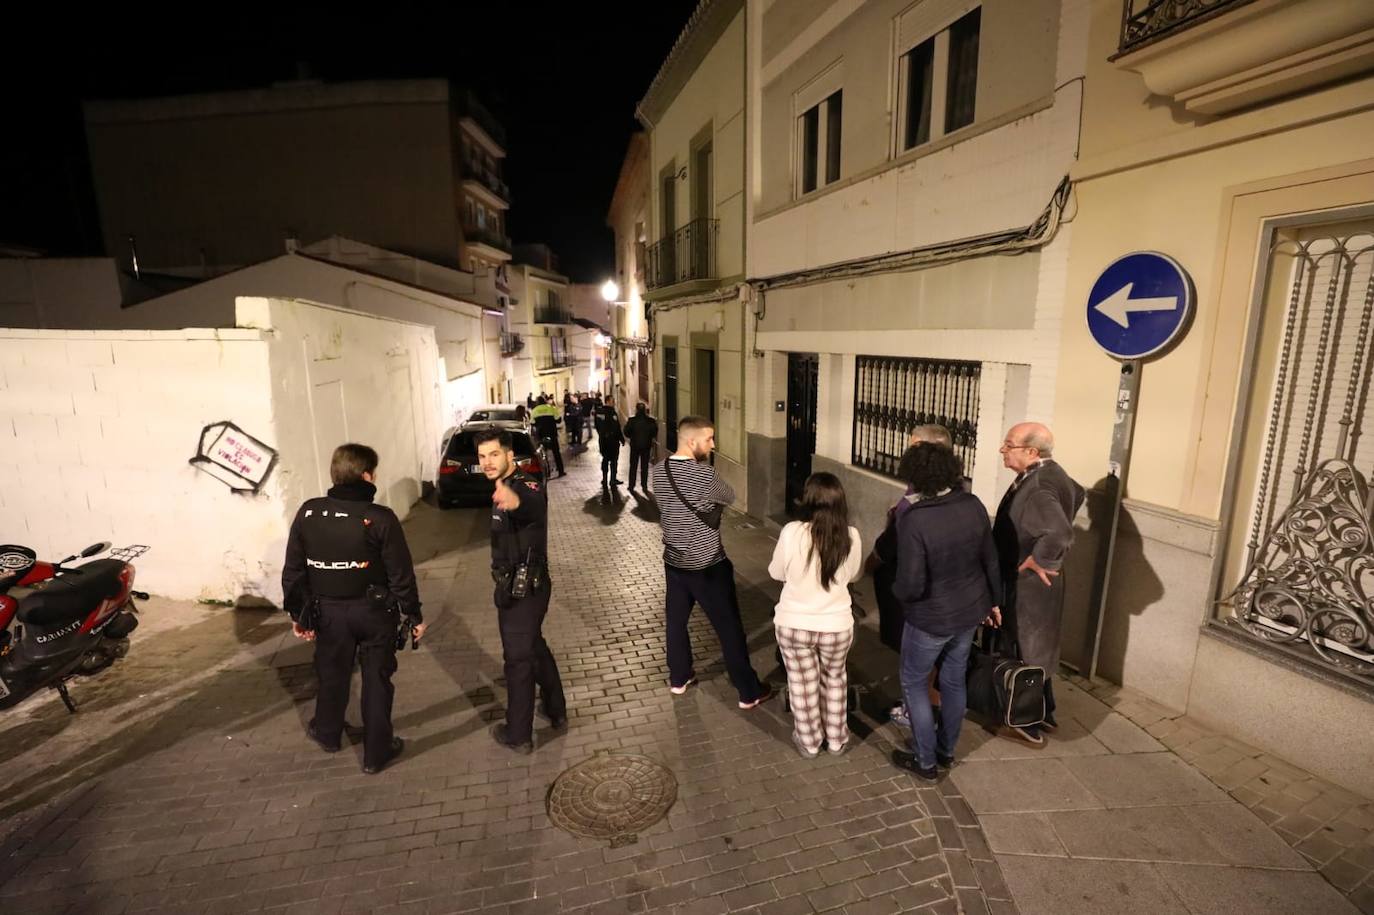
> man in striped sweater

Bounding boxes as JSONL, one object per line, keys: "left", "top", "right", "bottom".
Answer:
{"left": 652, "top": 416, "right": 774, "bottom": 710}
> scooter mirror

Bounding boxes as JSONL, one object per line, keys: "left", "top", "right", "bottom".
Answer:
{"left": 80, "top": 542, "right": 111, "bottom": 558}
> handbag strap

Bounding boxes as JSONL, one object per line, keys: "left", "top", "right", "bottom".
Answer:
{"left": 664, "top": 458, "right": 718, "bottom": 529}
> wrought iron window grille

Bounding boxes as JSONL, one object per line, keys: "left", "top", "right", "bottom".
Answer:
{"left": 851, "top": 356, "right": 981, "bottom": 480}
{"left": 1117, "top": 0, "right": 1258, "bottom": 56}
{"left": 1218, "top": 230, "right": 1374, "bottom": 684}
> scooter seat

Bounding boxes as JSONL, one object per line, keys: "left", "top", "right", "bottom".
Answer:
{"left": 17, "top": 560, "right": 126, "bottom": 626}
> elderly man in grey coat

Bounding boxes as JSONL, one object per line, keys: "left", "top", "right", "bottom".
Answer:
{"left": 993, "top": 422, "right": 1085, "bottom": 745}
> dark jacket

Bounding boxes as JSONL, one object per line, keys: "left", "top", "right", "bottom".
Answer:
{"left": 624, "top": 412, "right": 658, "bottom": 450}
{"left": 992, "top": 459, "right": 1085, "bottom": 671}
{"left": 992, "top": 460, "right": 1085, "bottom": 582}
{"left": 489, "top": 470, "right": 548, "bottom": 569}
{"left": 597, "top": 409, "right": 625, "bottom": 450}
{"left": 893, "top": 490, "right": 999, "bottom": 636}
{"left": 281, "top": 480, "right": 422, "bottom": 621}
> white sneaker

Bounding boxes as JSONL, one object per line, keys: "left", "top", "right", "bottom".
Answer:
{"left": 669, "top": 677, "right": 698, "bottom": 695}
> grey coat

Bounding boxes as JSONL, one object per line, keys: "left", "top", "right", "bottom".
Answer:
{"left": 992, "top": 460, "right": 1085, "bottom": 673}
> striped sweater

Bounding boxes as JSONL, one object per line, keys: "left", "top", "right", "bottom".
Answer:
{"left": 651, "top": 456, "right": 734, "bottom": 570}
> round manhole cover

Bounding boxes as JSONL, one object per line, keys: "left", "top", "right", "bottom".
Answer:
{"left": 547, "top": 751, "right": 677, "bottom": 845}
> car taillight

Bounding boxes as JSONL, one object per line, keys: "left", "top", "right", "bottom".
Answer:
{"left": 439, "top": 458, "right": 461, "bottom": 475}
{"left": 518, "top": 457, "right": 542, "bottom": 475}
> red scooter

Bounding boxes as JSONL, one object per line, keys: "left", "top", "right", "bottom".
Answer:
{"left": 0, "top": 542, "right": 148, "bottom": 713}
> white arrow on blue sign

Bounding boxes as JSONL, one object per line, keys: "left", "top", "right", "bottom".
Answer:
{"left": 1085, "top": 251, "right": 1195, "bottom": 360}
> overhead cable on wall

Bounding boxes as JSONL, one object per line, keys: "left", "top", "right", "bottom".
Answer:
{"left": 744, "top": 175, "right": 1074, "bottom": 355}
{"left": 752, "top": 175, "right": 1073, "bottom": 293}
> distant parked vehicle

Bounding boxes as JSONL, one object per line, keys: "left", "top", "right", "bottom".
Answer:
{"left": 436, "top": 422, "right": 545, "bottom": 507}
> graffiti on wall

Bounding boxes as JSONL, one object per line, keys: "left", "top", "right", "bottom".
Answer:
{"left": 189, "top": 421, "right": 279, "bottom": 494}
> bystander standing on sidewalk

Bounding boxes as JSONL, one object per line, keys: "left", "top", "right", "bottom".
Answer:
{"left": 890, "top": 444, "right": 1001, "bottom": 780}
{"left": 652, "top": 416, "right": 773, "bottom": 710}
{"left": 623, "top": 402, "right": 658, "bottom": 493}
{"left": 993, "top": 422, "right": 1085, "bottom": 745}
{"left": 768, "top": 473, "right": 862, "bottom": 758}
{"left": 596, "top": 403, "right": 625, "bottom": 489}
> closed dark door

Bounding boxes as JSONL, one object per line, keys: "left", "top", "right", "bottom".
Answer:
{"left": 664, "top": 346, "right": 679, "bottom": 452}
{"left": 786, "top": 353, "right": 819, "bottom": 515}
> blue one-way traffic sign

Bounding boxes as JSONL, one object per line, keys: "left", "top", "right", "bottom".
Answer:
{"left": 1085, "top": 251, "right": 1194, "bottom": 360}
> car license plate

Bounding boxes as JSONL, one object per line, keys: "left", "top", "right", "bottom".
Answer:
{"left": 470, "top": 464, "right": 483, "bottom": 474}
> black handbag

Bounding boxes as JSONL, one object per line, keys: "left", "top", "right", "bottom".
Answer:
{"left": 966, "top": 628, "right": 1045, "bottom": 729}
{"left": 663, "top": 459, "right": 723, "bottom": 530}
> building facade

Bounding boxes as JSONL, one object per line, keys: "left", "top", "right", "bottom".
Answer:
{"left": 1048, "top": 0, "right": 1374, "bottom": 796}
{"left": 638, "top": 0, "right": 751, "bottom": 497}
{"left": 507, "top": 248, "right": 577, "bottom": 405}
{"left": 745, "top": 0, "right": 1080, "bottom": 535}
{"left": 607, "top": 132, "right": 654, "bottom": 419}
{"left": 83, "top": 80, "right": 513, "bottom": 275}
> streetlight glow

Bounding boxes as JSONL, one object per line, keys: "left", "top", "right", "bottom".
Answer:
{"left": 600, "top": 279, "right": 620, "bottom": 303}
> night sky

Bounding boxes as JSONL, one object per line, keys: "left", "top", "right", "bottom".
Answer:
{"left": 1, "top": 4, "right": 697, "bottom": 283}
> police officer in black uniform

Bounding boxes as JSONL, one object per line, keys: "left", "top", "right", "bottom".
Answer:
{"left": 474, "top": 428, "right": 566, "bottom": 753}
{"left": 281, "top": 443, "right": 424, "bottom": 774}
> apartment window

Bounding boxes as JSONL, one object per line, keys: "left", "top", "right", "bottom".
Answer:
{"left": 797, "top": 89, "right": 842, "bottom": 196}
{"left": 898, "top": 5, "right": 981, "bottom": 152}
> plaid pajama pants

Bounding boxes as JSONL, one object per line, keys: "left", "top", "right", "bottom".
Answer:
{"left": 776, "top": 625, "right": 854, "bottom": 754}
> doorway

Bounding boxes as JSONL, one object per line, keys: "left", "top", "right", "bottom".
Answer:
{"left": 664, "top": 345, "right": 679, "bottom": 452}
{"left": 786, "top": 353, "right": 819, "bottom": 516}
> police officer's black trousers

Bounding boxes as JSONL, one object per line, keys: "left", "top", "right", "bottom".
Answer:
{"left": 312, "top": 597, "right": 397, "bottom": 768}
{"left": 601, "top": 445, "right": 621, "bottom": 484}
{"left": 496, "top": 585, "right": 565, "bottom": 742}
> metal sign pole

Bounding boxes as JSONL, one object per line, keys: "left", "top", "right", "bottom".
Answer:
{"left": 1083, "top": 359, "right": 1141, "bottom": 682}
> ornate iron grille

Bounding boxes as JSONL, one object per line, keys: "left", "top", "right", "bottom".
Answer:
{"left": 851, "top": 356, "right": 980, "bottom": 480}
{"left": 1118, "top": 0, "right": 1258, "bottom": 55}
{"left": 1221, "top": 229, "right": 1374, "bottom": 682}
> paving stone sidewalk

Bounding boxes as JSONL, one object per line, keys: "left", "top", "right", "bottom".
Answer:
{"left": 3, "top": 443, "right": 1369, "bottom": 914}
{"left": 0, "top": 447, "right": 1007, "bottom": 915}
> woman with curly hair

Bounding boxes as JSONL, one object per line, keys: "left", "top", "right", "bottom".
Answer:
{"left": 890, "top": 443, "right": 1001, "bottom": 779}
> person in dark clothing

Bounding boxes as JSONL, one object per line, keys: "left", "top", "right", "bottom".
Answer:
{"left": 475, "top": 428, "right": 566, "bottom": 753}
{"left": 869, "top": 425, "right": 972, "bottom": 729}
{"left": 623, "top": 402, "right": 658, "bottom": 492}
{"left": 282, "top": 443, "right": 425, "bottom": 775}
{"left": 596, "top": 404, "right": 625, "bottom": 488}
{"left": 994, "top": 422, "right": 1085, "bottom": 745}
{"left": 889, "top": 444, "right": 1001, "bottom": 780}
{"left": 579, "top": 394, "right": 595, "bottom": 424}
{"left": 563, "top": 395, "right": 582, "bottom": 446}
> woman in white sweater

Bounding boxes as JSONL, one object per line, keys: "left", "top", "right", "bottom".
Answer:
{"left": 768, "top": 472, "right": 863, "bottom": 758}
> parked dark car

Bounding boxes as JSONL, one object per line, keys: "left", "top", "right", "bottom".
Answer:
{"left": 436, "top": 422, "right": 545, "bottom": 507}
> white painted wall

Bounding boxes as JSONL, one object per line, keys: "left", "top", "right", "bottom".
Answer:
{"left": 0, "top": 296, "right": 440, "bottom": 605}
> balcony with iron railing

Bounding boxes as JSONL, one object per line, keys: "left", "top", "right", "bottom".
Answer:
{"left": 463, "top": 223, "right": 512, "bottom": 255}
{"left": 536, "top": 351, "right": 575, "bottom": 372}
{"left": 499, "top": 332, "right": 522, "bottom": 356}
{"left": 1117, "top": 0, "right": 1257, "bottom": 55}
{"left": 645, "top": 218, "right": 719, "bottom": 294}
{"left": 532, "top": 305, "right": 573, "bottom": 325}
{"left": 1111, "top": 0, "right": 1374, "bottom": 115}
{"left": 456, "top": 89, "right": 506, "bottom": 150}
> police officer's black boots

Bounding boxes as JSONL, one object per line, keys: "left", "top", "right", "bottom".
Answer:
{"left": 362, "top": 737, "right": 404, "bottom": 774}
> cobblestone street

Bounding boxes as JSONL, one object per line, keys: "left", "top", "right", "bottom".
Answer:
{"left": 0, "top": 446, "right": 1369, "bottom": 914}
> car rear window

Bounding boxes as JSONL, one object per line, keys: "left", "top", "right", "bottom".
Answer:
{"left": 469, "top": 409, "right": 521, "bottom": 422}
{"left": 445, "top": 431, "right": 534, "bottom": 458}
